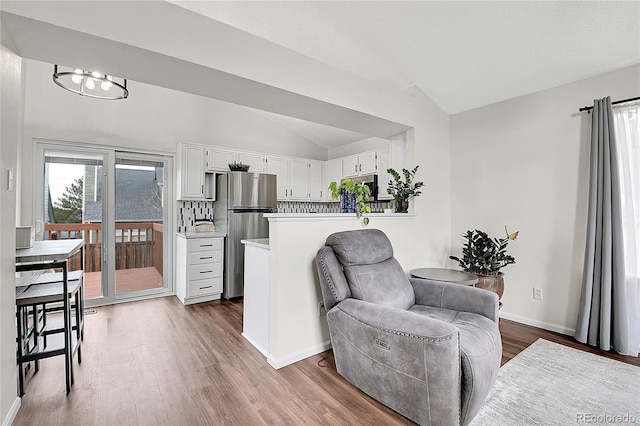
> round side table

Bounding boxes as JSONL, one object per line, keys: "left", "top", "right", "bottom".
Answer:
{"left": 409, "top": 268, "right": 478, "bottom": 286}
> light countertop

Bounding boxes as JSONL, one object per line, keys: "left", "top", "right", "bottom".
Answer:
{"left": 177, "top": 231, "right": 226, "bottom": 239}
{"left": 241, "top": 238, "right": 270, "bottom": 250}
{"left": 264, "top": 213, "right": 415, "bottom": 222}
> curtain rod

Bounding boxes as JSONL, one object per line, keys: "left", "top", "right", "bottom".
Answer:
{"left": 579, "top": 96, "right": 640, "bottom": 112}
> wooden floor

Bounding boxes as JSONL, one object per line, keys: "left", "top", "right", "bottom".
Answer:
{"left": 83, "top": 267, "right": 163, "bottom": 299}
{"left": 13, "top": 297, "right": 638, "bottom": 426}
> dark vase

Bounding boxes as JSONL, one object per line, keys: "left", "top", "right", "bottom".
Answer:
{"left": 395, "top": 199, "right": 409, "bottom": 213}
{"left": 340, "top": 190, "right": 356, "bottom": 213}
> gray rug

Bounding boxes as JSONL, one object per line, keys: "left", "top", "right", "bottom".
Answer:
{"left": 470, "top": 338, "right": 640, "bottom": 426}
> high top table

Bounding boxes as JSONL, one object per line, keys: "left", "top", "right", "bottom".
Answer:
{"left": 16, "top": 239, "right": 84, "bottom": 396}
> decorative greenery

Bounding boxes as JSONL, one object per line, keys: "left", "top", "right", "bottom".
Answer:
{"left": 329, "top": 179, "right": 372, "bottom": 225}
{"left": 386, "top": 166, "right": 424, "bottom": 202}
{"left": 449, "top": 227, "right": 519, "bottom": 276}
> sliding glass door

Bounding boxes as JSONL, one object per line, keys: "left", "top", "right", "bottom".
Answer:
{"left": 113, "top": 153, "right": 168, "bottom": 299}
{"left": 35, "top": 141, "right": 172, "bottom": 305}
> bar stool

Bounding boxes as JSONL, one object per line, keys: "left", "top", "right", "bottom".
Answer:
{"left": 15, "top": 270, "right": 84, "bottom": 396}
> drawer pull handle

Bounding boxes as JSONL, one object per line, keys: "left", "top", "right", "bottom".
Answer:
{"left": 200, "top": 244, "right": 213, "bottom": 247}
{"left": 199, "top": 286, "right": 213, "bottom": 290}
{"left": 200, "top": 256, "right": 213, "bottom": 260}
{"left": 200, "top": 270, "right": 213, "bottom": 274}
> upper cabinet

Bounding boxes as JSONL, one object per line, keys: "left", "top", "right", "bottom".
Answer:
{"left": 238, "top": 152, "right": 266, "bottom": 173}
{"left": 205, "top": 147, "right": 236, "bottom": 172}
{"left": 266, "top": 156, "right": 323, "bottom": 201}
{"left": 177, "top": 137, "right": 404, "bottom": 203}
{"left": 307, "top": 160, "right": 324, "bottom": 200}
{"left": 343, "top": 151, "right": 377, "bottom": 177}
{"left": 265, "top": 156, "right": 289, "bottom": 200}
{"left": 324, "top": 159, "right": 342, "bottom": 201}
{"left": 375, "top": 148, "right": 392, "bottom": 200}
{"left": 177, "top": 143, "right": 216, "bottom": 201}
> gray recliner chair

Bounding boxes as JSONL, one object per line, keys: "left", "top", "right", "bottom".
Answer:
{"left": 315, "top": 229, "right": 501, "bottom": 426}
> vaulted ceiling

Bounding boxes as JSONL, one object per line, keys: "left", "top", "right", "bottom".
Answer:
{"left": 3, "top": 1, "right": 639, "bottom": 148}
{"left": 172, "top": 1, "right": 640, "bottom": 114}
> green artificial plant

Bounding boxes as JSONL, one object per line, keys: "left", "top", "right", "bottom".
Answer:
{"left": 449, "top": 227, "right": 519, "bottom": 276}
{"left": 386, "top": 166, "right": 424, "bottom": 212}
{"left": 329, "top": 179, "right": 372, "bottom": 226}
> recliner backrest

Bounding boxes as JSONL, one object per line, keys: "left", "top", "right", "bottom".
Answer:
{"left": 324, "top": 229, "right": 414, "bottom": 310}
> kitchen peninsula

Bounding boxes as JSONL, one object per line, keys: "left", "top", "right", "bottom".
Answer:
{"left": 245, "top": 212, "right": 420, "bottom": 369}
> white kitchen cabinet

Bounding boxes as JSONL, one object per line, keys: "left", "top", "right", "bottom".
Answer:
{"left": 324, "top": 158, "right": 343, "bottom": 201}
{"left": 267, "top": 156, "right": 322, "bottom": 201}
{"left": 266, "top": 156, "right": 289, "bottom": 200}
{"left": 176, "top": 234, "right": 224, "bottom": 305}
{"left": 177, "top": 143, "right": 204, "bottom": 200}
{"left": 307, "top": 160, "right": 323, "bottom": 200}
{"left": 376, "top": 148, "right": 392, "bottom": 200}
{"left": 205, "top": 147, "right": 237, "bottom": 172}
{"left": 288, "top": 159, "right": 308, "bottom": 200}
{"left": 343, "top": 151, "right": 377, "bottom": 177}
{"left": 238, "top": 152, "right": 266, "bottom": 173}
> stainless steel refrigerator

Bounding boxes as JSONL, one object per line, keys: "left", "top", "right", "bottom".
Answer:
{"left": 214, "top": 172, "right": 277, "bottom": 299}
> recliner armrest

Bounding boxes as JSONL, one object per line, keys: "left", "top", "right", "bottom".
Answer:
{"left": 410, "top": 278, "right": 499, "bottom": 323}
{"left": 333, "top": 298, "right": 459, "bottom": 341}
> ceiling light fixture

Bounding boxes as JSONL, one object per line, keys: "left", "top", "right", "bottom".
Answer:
{"left": 52, "top": 65, "right": 129, "bottom": 100}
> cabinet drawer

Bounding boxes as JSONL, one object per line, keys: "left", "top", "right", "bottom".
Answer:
{"left": 188, "top": 250, "right": 220, "bottom": 265}
{"left": 188, "top": 261, "right": 222, "bottom": 281}
{"left": 187, "top": 277, "right": 222, "bottom": 297}
{"left": 188, "top": 238, "right": 223, "bottom": 252}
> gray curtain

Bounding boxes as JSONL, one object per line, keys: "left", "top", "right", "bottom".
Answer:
{"left": 575, "top": 96, "right": 632, "bottom": 354}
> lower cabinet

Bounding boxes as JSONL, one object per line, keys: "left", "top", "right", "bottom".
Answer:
{"left": 176, "top": 234, "right": 224, "bottom": 304}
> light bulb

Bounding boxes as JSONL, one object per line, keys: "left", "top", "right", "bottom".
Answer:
{"left": 71, "top": 69, "right": 83, "bottom": 84}
{"left": 101, "top": 79, "right": 113, "bottom": 91}
{"left": 85, "top": 78, "right": 95, "bottom": 90}
{"left": 91, "top": 71, "right": 102, "bottom": 78}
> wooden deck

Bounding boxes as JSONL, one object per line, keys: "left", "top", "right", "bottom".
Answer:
{"left": 83, "top": 267, "right": 163, "bottom": 298}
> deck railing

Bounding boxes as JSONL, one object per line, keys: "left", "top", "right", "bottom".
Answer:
{"left": 44, "top": 222, "right": 164, "bottom": 274}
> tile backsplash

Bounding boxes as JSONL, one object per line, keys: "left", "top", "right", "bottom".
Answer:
{"left": 276, "top": 201, "right": 391, "bottom": 213}
{"left": 178, "top": 201, "right": 215, "bottom": 232}
{"left": 177, "top": 199, "right": 393, "bottom": 231}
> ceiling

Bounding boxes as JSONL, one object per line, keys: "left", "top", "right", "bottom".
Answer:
{"left": 3, "top": 1, "right": 639, "bottom": 149}
{"left": 172, "top": 1, "right": 640, "bottom": 115}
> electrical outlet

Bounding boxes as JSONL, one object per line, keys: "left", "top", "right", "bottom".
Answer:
{"left": 533, "top": 287, "right": 543, "bottom": 300}
{"left": 318, "top": 301, "right": 326, "bottom": 316}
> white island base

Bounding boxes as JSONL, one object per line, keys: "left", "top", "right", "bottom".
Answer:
{"left": 241, "top": 238, "right": 270, "bottom": 357}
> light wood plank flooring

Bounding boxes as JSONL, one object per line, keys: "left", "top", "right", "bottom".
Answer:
{"left": 13, "top": 296, "right": 638, "bottom": 425}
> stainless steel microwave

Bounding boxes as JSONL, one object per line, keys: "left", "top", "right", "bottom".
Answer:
{"left": 342, "top": 174, "right": 378, "bottom": 202}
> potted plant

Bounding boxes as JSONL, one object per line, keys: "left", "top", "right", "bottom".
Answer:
{"left": 386, "top": 166, "right": 424, "bottom": 213}
{"left": 329, "top": 179, "right": 372, "bottom": 226}
{"left": 449, "top": 227, "right": 519, "bottom": 307}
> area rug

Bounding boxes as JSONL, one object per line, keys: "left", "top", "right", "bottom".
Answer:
{"left": 470, "top": 339, "right": 640, "bottom": 425}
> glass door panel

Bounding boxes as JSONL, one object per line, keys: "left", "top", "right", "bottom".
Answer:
{"left": 114, "top": 154, "right": 168, "bottom": 297}
{"left": 41, "top": 149, "right": 105, "bottom": 300}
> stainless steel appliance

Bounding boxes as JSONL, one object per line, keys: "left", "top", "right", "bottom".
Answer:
{"left": 214, "top": 172, "right": 277, "bottom": 299}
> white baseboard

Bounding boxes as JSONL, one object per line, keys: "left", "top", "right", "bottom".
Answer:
{"left": 241, "top": 333, "right": 268, "bottom": 358}
{"left": 500, "top": 311, "right": 575, "bottom": 336}
{"left": 2, "top": 397, "right": 21, "bottom": 426}
{"left": 267, "top": 340, "right": 332, "bottom": 370}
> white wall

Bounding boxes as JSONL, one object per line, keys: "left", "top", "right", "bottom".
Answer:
{"left": 268, "top": 215, "right": 424, "bottom": 368}
{"left": 20, "top": 58, "right": 328, "bottom": 225}
{"left": 450, "top": 65, "right": 640, "bottom": 333}
{"left": 0, "top": 40, "right": 23, "bottom": 425}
